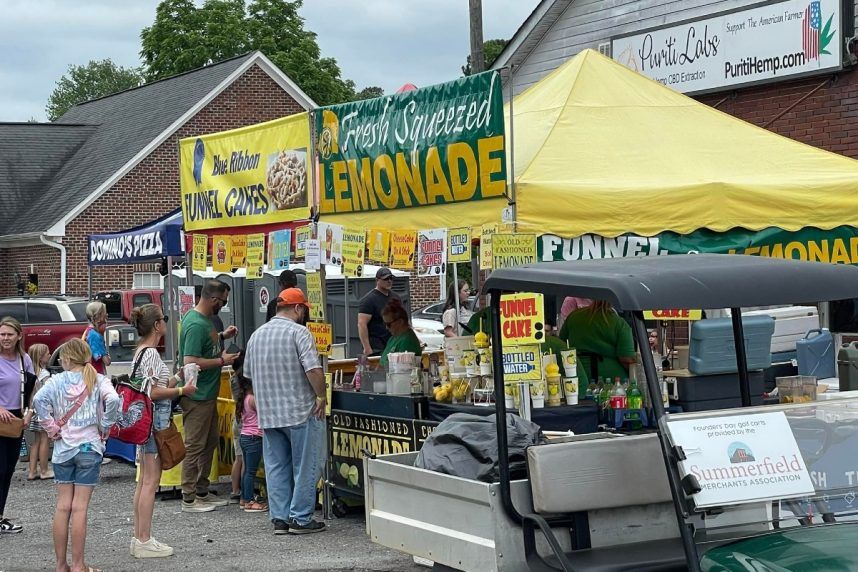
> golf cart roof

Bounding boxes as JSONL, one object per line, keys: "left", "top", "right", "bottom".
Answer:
{"left": 483, "top": 254, "right": 858, "bottom": 311}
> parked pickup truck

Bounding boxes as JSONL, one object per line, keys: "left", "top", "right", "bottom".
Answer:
{"left": 0, "top": 290, "right": 163, "bottom": 354}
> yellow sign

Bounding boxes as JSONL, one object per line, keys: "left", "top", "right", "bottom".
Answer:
{"left": 390, "top": 230, "right": 417, "bottom": 269}
{"left": 308, "top": 321, "right": 333, "bottom": 356}
{"left": 295, "top": 225, "right": 312, "bottom": 258}
{"left": 325, "top": 373, "right": 332, "bottom": 416}
{"left": 245, "top": 233, "right": 265, "bottom": 280}
{"left": 502, "top": 344, "right": 542, "bottom": 382}
{"left": 493, "top": 234, "right": 537, "bottom": 269}
{"left": 306, "top": 271, "right": 324, "bottom": 320}
{"left": 448, "top": 227, "right": 471, "bottom": 263}
{"left": 211, "top": 235, "right": 231, "bottom": 272}
{"left": 644, "top": 309, "right": 703, "bottom": 321}
{"left": 192, "top": 235, "right": 208, "bottom": 271}
{"left": 479, "top": 224, "right": 497, "bottom": 270}
{"left": 367, "top": 228, "right": 390, "bottom": 263}
{"left": 230, "top": 235, "right": 246, "bottom": 268}
{"left": 179, "top": 113, "right": 311, "bottom": 231}
{"left": 500, "top": 292, "right": 545, "bottom": 345}
{"left": 341, "top": 228, "right": 366, "bottom": 277}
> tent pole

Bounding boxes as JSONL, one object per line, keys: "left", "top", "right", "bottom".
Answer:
{"left": 506, "top": 65, "right": 517, "bottom": 231}
{"left": 453, "top": 264, "right": 460, "bottom": 336}
{"left": 165, "top": 255, "right": 178, "bottom": 365}
{"left": 87, "top": 266, "right": 92, "bottom": 300}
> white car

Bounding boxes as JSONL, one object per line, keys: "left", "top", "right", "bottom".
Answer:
{"left": 411, "top": 317, "right": 445, "bottom": 351}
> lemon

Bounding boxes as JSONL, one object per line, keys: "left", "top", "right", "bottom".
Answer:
{"left": 339, "top": 463, "right": 350, "bottom": 479}
{"left": 348, "top": 465, "right": 360, "bottom": 487}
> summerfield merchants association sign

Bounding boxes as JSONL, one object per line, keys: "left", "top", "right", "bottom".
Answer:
{"left": 612, "top": 0, "right": 842, "bottom": 95}
{"left": 666, "top": 412, "right": 815, "bottom": 508}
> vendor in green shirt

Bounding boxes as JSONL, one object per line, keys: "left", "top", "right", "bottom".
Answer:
{"left": 558, "top": 300, "right": 636, "bottom": 385}
{"left": 380, "top": 300, "right": 423, "bottom": 367}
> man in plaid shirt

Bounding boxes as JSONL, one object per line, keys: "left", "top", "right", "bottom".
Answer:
{"left": 243, "top": 288, "right": 327, "bottom": 535}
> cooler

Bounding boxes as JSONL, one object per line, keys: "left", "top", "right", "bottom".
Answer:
{"left": 665, "top": 369, "right": 765, "bottom": 412}
{"left": 838, "top": 342, "right": 858, "bottom": 391}
{"left": 796, "top": 329, "right": 836, "bottom": 379}
{"left": 741, "top": 306, "right": 819, "bottom": 353}
{"left": 689, "top": 316, "right": 774, "bottom": 375}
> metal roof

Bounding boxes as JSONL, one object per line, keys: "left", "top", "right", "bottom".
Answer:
{"left": 483, "top": 255, "right": 858, "bottom": 311}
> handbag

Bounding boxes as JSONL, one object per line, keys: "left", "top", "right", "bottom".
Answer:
{"left": 109, "top": 348, "right": 155, "bottom": 445}
{"left": 0, "top": 417, "right": 24, "bottom": 439}
{"left": 154, "top": 420, "right": 185, "bottom": 470}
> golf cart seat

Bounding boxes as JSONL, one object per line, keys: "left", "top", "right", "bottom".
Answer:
{"left": 523, "top": 434, "right": 687, "bottom": 571}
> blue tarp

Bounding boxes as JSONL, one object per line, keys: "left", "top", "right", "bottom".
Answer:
{"left": 88, "top": 209, "right": 184, "bottom": 266}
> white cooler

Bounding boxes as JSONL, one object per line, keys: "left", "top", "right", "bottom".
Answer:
{"left": 737, "top": 306, "right": 819, "bottom": 353}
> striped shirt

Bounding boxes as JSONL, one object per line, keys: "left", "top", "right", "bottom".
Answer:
{"left": 243, "top": 316, "right": 321, "bottom": 429}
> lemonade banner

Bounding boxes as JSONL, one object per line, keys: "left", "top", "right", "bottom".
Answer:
{"left": 342, "top": 228, "right": 366, "bottom": 276}
{"left": 368, "top": 228, "right": 391, "bottom": 263}
{"left": 502, "top": 344, "right": 542, "bottom": 382}
{"left": 179, "top": 113, "right": 311, "bottom": 231}
{"left": 212, "top": 235, "right": 231, "bottom": 272}
{"left": 538, "top": 226, "right": 858, "bottom": 266}
{"left": 192, "top": 235, "right": 208, "bottom": 271}
{"left": 295, "top": 225, "right": 312, "bottom": 259}
{"left": 270, "top": 229, "right": 291, "bottom": 270}
{"left": 493, "top": 234, "right": 537, "bottom": 269}
{"left": 479, "top": 224, "right": 498, "bottom": 270}
{"left": 307, "top": 321, "right": 333, "bottom": 356}
{"left": 500, "top": 292, "right": 545, "bottom": 345}
{"left": 390, "top": 230, "right": 417, "bottom": 269}
{"left": 305, "top": 239, "right": 321, "bottom": 270}
{"left": 448, "top": 227, "right": 472, "bottom": 263}
{"left": 315, "top": 71, "right": 506, "bottom": 216}
{"left": 245, "top": 233, "right": 265, "bottom": 280}
{"left": 418, "top": 228, "right": 447, "bottom": 277}
{"left": 318, "top": 222, "right": 344, "bottom": 266}
{"left": 230, "top": 235, "right": 247, "bottom": 268}
{"left": 644, "top": 309, "right": 704, "bottom": 321}
{"left": 306, "top": 271, "right": 324, "bottom": 320}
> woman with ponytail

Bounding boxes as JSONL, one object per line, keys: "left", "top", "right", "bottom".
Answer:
{"left": 33, "top": 338, "right": 120, "bottom": 572}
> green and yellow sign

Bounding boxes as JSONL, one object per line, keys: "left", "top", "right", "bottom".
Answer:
{"left": 315, "top": 71, "right": 507, "bottom": 215}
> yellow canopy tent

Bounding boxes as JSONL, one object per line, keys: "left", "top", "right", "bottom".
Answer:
{"left": 510, "top": 49, "right": 858, "bottom": 238}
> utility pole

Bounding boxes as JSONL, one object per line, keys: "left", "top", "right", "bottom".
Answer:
{"left": 469, "top": 0, "right": 485, "bottom": 74}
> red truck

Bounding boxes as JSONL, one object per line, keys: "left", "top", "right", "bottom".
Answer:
{"left": 0, "top": 290, "right": 163, "bottom": 354}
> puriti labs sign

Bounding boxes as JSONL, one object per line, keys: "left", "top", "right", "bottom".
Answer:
{"left": 612, "top": 0, "right": 842, "bottom": 94}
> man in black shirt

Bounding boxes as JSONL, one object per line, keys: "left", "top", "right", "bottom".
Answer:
{"left": 266, "top": 270, "right": 298, "bottom": 322}
{"left": 358, "top": 267, "right": 400, "bottom": 356}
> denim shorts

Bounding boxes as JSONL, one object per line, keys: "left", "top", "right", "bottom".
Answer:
{"left": 54, "top": 451, "right": 102, "bottom": 486}
{"left": 142, "top": 400, "right": 172, "bottom": 455}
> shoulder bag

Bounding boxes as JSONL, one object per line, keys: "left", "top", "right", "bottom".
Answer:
{"left": 109, "top": 348, "right": 155, "bottom": 445}
{"left": 154, "top": 420, "right": 185, "bottom": 470}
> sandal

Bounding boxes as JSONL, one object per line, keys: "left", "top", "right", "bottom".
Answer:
{"left": 85, "top": 566, "right": 103, "bottom": 572}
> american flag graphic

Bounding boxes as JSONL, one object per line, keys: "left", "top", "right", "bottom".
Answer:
{"left": 803, "top": 1, "right": 821, "bottom": 60}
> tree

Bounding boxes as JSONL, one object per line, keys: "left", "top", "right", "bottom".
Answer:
{"left": 355, "top": 86, "right": 384, "bottom": 101}
{"left": 462, "top": 39, "right": 508, "bottom": 76}
{"left": 46, "top": 59, "right": 143, "bottom": 121}
{"left": 141, "top": 0, "right": 356, "bottom": 105}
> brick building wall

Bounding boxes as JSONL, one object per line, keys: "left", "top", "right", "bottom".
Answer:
{"left": 1, "top": 65, "right": 304, "bottom": 297}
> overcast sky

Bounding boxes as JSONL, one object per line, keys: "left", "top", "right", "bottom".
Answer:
{"left": 0, "top": 0, "right": 536, "bottom": 122}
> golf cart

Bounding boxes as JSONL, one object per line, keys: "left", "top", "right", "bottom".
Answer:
{"left": 364, "top": 255, "right": 858, "bottom": 571}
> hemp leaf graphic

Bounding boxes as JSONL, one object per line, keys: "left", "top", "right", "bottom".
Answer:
{"left": 820, "top": 14, "right": 836, "bottom": 55}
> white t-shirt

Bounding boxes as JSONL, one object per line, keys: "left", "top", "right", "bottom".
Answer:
{"left": 134, "top": 347, "right": 169, "bottom": 396}
{"left": 442, "top": 307, "right": 474, "bottom": 331}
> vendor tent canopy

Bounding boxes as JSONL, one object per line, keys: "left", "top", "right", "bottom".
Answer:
{"left": 88, "top": 209, "right": 184, "bottom": 266}
{"left": 509, "top": 49, "right": 858, "bottom": 238}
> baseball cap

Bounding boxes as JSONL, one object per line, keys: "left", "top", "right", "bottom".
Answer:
{"left": 376, "top": 267, "right": 394, "bottom": 280}
{"left": 277, "top": 288, "right": 311, "bottom": 308}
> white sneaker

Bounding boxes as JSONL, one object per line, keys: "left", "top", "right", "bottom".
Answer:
{"left": 195, "top": 494, "right": 228, "bottom": 507}
{"left": 131, "top": 537, "right": 174, "bottom": 558}
{"left": 181, "top": 499, "right": 216, "bottom": 513}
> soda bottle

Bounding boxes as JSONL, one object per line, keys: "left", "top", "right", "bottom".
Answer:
{"left": 585, "top": 381, "right": 596, "bottom": 401}
{"left": 609, "top": 380, "right": 627, "bottom": 409}
{"left": 627, "top": 381, "right": 643, "bottom": 430}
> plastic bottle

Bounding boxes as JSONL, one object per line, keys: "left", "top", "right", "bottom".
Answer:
{"left": 353, "top": 354, "right": 366, "bottom": 392}
{"left": 609, "top": 379, "right": 627, "bottom": 409}
{"left": 627, "top": 381, "right": 643, "bottom": 430}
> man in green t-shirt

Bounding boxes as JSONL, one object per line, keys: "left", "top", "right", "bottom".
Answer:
{"left": 558, "top": 301, "right": 636, "bottom": 385}
{"left": 179, "top": 279, "right": 239, "bottom": 513}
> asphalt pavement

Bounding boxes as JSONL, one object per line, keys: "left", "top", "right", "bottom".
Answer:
{"left": 2, "top": 457, "right": 423, "bottom": 572}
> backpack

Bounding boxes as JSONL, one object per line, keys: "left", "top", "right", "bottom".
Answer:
{"left": 109, "top": 348, "right": 155, "bottom": 445}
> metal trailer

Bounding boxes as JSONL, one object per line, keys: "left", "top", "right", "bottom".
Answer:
{"left": 365, "top": 255, "right": 858, "bottom": 572}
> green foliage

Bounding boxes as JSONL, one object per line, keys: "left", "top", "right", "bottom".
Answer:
{"left": 462, "top": 39, "right": 508, "bottom": 76}
{"left": 46, "top": 59, "right": 143, "bottom": 121}
{"left": 140, "top": 0, "right": 357, "bottom": 105}
{"left": 355, "top": 86, "right": 384, "bottom": 101}
{"left": 820, "top": 14, "right": 835, "bottom": 55}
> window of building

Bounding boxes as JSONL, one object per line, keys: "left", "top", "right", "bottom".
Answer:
{"left": 133, "top": 272, "right": 163, "bottom": 289}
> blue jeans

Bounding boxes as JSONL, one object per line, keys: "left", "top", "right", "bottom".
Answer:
{"left": 239, "top": 434, "right": 263, "bottom": 502}
{"left": 262, "top": 417, "right": 325, "bottom": 525}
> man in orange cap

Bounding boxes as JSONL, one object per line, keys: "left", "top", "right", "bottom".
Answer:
{"left": 243, "top": 288, "right": 326, "bottom": 535}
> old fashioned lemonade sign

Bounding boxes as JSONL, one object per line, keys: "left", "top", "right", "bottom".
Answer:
{"left": 665, "top": 411, "right": 814, "bottom": 508}
{"left": 315, "top": 71, "right": 507, "bottom": 215}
